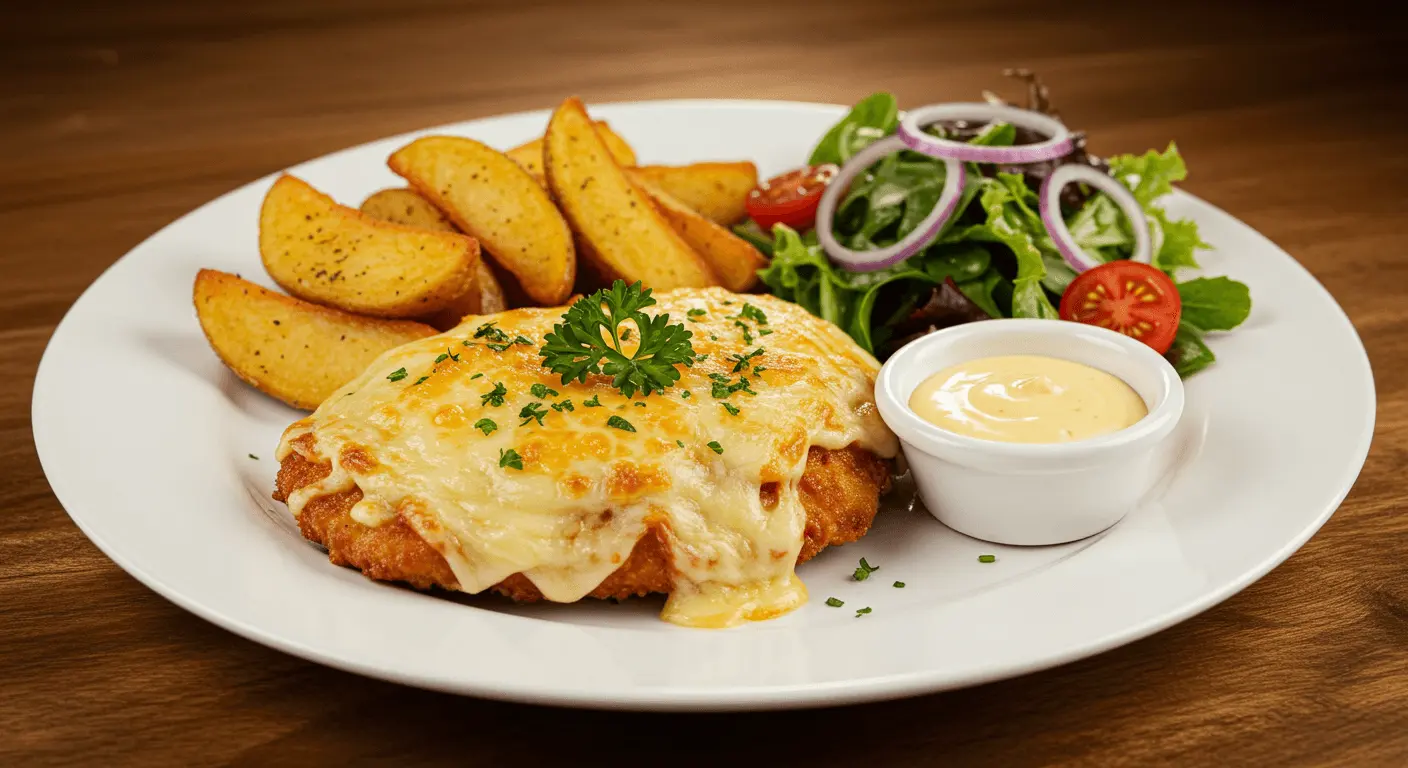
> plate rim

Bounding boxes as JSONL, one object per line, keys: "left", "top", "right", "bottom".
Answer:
{"left": 30, "top": 98, "right": 1377, "bottom": 711}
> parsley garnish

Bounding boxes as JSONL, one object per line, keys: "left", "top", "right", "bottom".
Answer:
{"left": 550, "top": 399, "right": 575, "bottom": 413}
{"left": 538, "top": 280, "right": 696, "bottom": 397}
{"left": 738, "top": 303, "right": 768, "bottom": 325}
{"left": 735, "top": 320, "right": 755, "bottom": 344}
{"left": 853, "top": 557, "right": 879, "bottom": 581}
{"left": 620, "top": 328, "right": 632, "bottom": 341}
{"left": 387, "top": 368, "right": 408, "bottom": 382}
{"left": 498, "top": 448, "right": 523, "bottom": 470}
{"left": 519, "top": 402, "right": 548, "bottom": 426}
{"left": 480, "top": 382, "right": 508, "bottom": 407}
{"left": 633, "top": 401, "right": 646, "bottom": 407}
{"left": 753, "top": 366, "right": 768, "bottom": 375}
{"left": 583, "top": 395, "right": 602, "bottom": 408}
{"left": 855, "top": 607, "right": 872, "bottom": 617}
{"left": 470, "top": 373, "right": 484, "bottom": 380}
{"left": 759, "top": 328, "right": 774, "bottom": 336}
{"left": 486, "top": 342, "right": 512, "bottom": 352}
{"left": 433, "top": 347, "right": 460, "bottom": 364}
{"left": 435, "top": 353, "right": 448, "bottom": 363}
{"left": 676, "top": 439, "right": 685, "bottom": 448}
{"left": 474, "top": 322, "right": 509, "bottom": 343}
{"left": 530, "top": 383, "right": 559, "bottom": 399}
{"left": 728, "top": 347, "right": 764, "bottom": 373}
{"left": 247, "top": 453, "right": 258, "bottom": 460}
{"left": 607, "top": 415, "right": 636, "bottom": 432}
{"left": 893, "top": 581, "right": 905, "bottom": 588}
{"left": 722, "top": 402, "right": 740, "bottom": 416}
{"left": 825, "top": 597, "right": 844, "bottom": 608}
{"left": 686, "top": 308, "right": 706, "bottom": 322}
{"left": 681, "top": 390, "right": 691, "bottom": 399}
{"left": 695, "top": 354, "right": 709, "bottom": 362}
{"left": 978, "top": 554, "right": 996, "bottom": 563}
{"left": 513, "top": 336, "right": 533, "bottom": 346}
{"left": 706, "top": 440, "right": 723, "bottom": 454}
{"left": 413, "top": 376, "right": 429, "bottom": 386}
{"left": 474, "top": 418, "right": 497, "bottom": 435}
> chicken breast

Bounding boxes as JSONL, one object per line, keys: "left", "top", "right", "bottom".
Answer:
{"left": 274, "top": 288, "right": 899, "bottom": 627}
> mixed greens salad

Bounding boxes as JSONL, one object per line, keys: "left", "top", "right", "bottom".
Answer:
{"left": 740, "top": 81, "right": 1251, "bottom": 376}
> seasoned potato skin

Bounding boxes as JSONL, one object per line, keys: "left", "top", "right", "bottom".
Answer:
{"left": 631, "top": 172, "right": 766, "bottom": 292}
{"left": 631, "top": 162, "right": 758, "bottom": 226}
{"left": 193, "top": 270, "right": 436, "bottom": 410}
{"left": 258, "top": 175, "right": 480, "bottom": 318}
{"left": 388, "top": 136, "right": 575, "bottom": 306}
{"left": 544, "top": 97, "right": 718, "bottom": 291}
{"left": 358, "top": 187, "right": 508, "bottom": 327}
{"left": 506, "top": 119, "right": 637, "bottom": 184}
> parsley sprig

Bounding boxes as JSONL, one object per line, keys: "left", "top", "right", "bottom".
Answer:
{"left": 538, "top": 280, "right": 696, "bottom": 397}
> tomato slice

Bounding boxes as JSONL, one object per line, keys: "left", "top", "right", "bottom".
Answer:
{"left": 745, "top": 164, "right": 838, "bottom": 232}
{"left": 1059, "top": 261, "right": 1182, "bottom": 354}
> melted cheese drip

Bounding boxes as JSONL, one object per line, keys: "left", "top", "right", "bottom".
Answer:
{"left": 276, "top": 288, "right": 897, "bottom": 627}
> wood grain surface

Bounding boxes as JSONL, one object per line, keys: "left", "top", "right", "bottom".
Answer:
{"left": 3, "top": 0, "right": 1405, "bottom": 765}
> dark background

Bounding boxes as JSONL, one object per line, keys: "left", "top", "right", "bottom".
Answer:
{"left": 3, "top": 1, "right": 1406, "bottom": 765}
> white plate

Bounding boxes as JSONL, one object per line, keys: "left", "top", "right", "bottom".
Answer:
{"left": 32, "top": 100, "right": 1375, "bottom": 711}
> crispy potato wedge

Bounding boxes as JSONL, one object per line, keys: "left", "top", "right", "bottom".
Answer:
{"left": 389, "top": 136, "right": 575, "bottom": 306}
{"left": 259, "top": 175, "right": 480, "bottom": 318}
{"left": 630, "top": 172, "right": 766, "bottom": 292}
{"left": 193, "top": 269, "right": 437, "bottom": 410}
{"left": 631, "top": 162, "right": 758, "bottom": 226}
{"left": 358, "top": 187, "right": 507, "bottom": 327}
{"left": 545, "top": 98, "right": 717, "bottom": 290}
{"left": 506, "top": 120, "right": 636, "bottom": 183}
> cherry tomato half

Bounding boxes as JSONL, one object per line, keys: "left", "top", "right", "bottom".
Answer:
{"left": 745, "top": 164, "right": 838, "bottom": 232}
{"left": 1059, "top": 261, "right": 1182, "bottom": 354}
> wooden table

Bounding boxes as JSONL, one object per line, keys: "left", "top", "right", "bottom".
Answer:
{"left": 4, "top": 1, "right": 1405, "bottom": 764}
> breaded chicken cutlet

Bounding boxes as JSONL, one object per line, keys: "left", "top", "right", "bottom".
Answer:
{"left": 275, "top": 289, "right": 898, "bottom": 627}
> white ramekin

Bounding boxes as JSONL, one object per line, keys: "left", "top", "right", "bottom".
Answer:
{"left": 874, "top": 319, "right": 1185, "bottom": 545}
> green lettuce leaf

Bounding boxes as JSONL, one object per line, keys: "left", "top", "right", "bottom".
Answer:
{"left": 809, "top": 93, "right": 899, "bottom": 166}
{"left": 1149, "top": 208, "right": 1206, "bottom": 274}
{"left": 1109, "top": 142, "right": 1188, "bottom": 207}
{"left": 1166, "top": 322, "right": 1216, "bottom": 377}
{"left": 1177, "top": 276, "right": 1252, "bottom": 331}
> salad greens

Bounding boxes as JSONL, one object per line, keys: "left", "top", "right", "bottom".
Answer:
{"left": 753, "top": 90, "right": 1252, "bottom": 375}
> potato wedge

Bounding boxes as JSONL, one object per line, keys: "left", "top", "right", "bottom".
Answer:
{"left": 359, "top": 187, "right": 508, "bottom": 327}
{"left": 545, "top": 98, "right": 717, "bottom": 290}
{"left": 193, "top": 269, "right": 437, "bottom": 410}
{"left": 506, "top": 120, "right": 637, "bottom": 184}
{"left": 630, "top": 173, "right": 766, "bottom": 292}
{"left": 631, "top": 162, "right": 758, "bottom": 225}
{"left": 259, "top": 175, "right": 479, "bottom": 318}
{"left": 389, "top": 136, "right": 575, "bottom": 306}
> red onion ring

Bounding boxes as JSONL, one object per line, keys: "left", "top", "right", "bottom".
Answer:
{"left": 1039, "top": 164, "right": 1152, "bottom": 272}
{"left": 898, "top": 102, "right": 1075, "bottom": 164}
{"left": 815, "top": 135, "right": 965, "bottom": 272}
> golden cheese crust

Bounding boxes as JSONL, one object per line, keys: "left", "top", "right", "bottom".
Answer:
{"left": 275, "top": 437, "right": 891, "bottom": 601}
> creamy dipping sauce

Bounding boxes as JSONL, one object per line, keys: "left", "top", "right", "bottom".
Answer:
{"left": 908, "top": 355, "right": 1147, "bottom": 444}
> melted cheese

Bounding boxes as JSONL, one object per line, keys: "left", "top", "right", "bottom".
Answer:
{"left": 276, "top": 288, "right": 897, "bottom": 627}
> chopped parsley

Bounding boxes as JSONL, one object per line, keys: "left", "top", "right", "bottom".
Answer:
{"left": 753, "top": 366, "right": 768, "bottom": 375}
{"left": 855, "top": 607, "right": 872, "bottom": 617}
{"left": 721, "top": 402, "right": 740, "bottom": 416}
{"left": 978, "top": 554, "right": 997, "bottom": 563}
{"left": 825, "top": 597, "right": 844, "bottom": 608}
{"left": 607, "top": 415, "right": 636, "bottom": 432}
{"left": 498, "top": 448, "right": 523, "bottom": 470}
{"left": 512, "top": 336, "right": 533, "bottom": 346}
{"left": 538, "top": 280, "right": 696, "bottom": 397}
{"left": 486, "top": 342, "right": 513, "bottom": 352}
{"left": 853, "top": 557, "right": 879, "bottom": 581}
{"left": 728, "top": 347, "right": 764, "bottom": 373}
{"left": 583, "top": 395, "right": 602, "bottom": 408}
{"left": 759, "top": 328, "right": 774, "bottom": 336}
{"left": 434, "top": 347, "right": 460, "bottom": 364}
{"left": 738, "top": 303, "right": 768, "bottom": 325}
{"left": 247, "top": 453, "right": 258, "bottom": 460}
{"left": 711, "top": 375, "right": 755, "bottom": 399}
{"left": 519, "top": 402, "right": 549, "bottom": 426}
{"left": 893, "top": 581, "right": 905, "bottom": 588}
{"left": 530, "top": 383, "right": 559, "bottom": 399}
{"left": 434, "top": 353, "right": 448, "bottom": 363}
{"left": 474, "top": 418, "right": 497, "bottom": 435}
{"left": 480, "top": 382, "right": 508, "bottom": 407}
{"left": 706, "top": 440, "right": 723, "bottom": 454}
{"left": 681, "top": 390, "right": 691, "bottom": 399}
{"left": 687, "top": 308, "right": 707, "bottom": 320}
{"left": 470, "top": 372, "right": 484, "bottom": 380}
{"left": 413, "top": 376, "right": 429, "bottom": 386}
{"left": 633, "top": 401, "right": 647, "bottom": 407}
{"left": 550, "top": 399, "right": 574, "bottom": 412}
{"left": 474, "top": 322, "right": 509, "bottom": 343}
{"left": 735, "top": 321, "right": 755, "bottom": 344}
{"left": 387, "top": 367, "right": 408, "bottom": 382}
{"left": 676, "top": 439, "right": 685, "bottom": 448}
